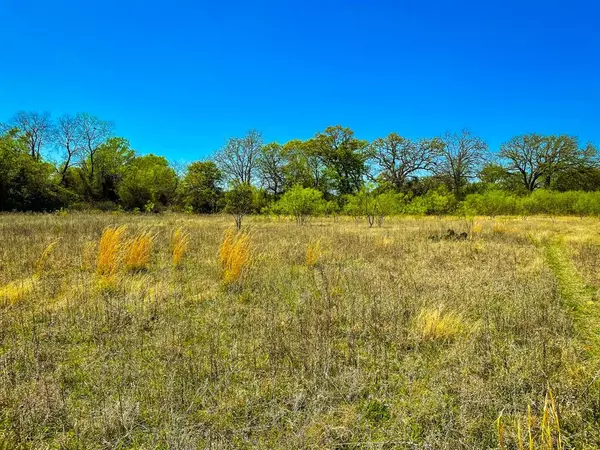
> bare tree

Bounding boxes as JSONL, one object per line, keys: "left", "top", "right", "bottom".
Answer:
{"left": 55, "top": 114, "right": 84, "bottom": 184}
{"left": 75, "top": 113, "right": 113, "bottom": 183}
{"left": 369, "top": 133, "right": 436, "bottom": 190}
{"left": 500, "top": 134, "right": 596, "bottom": 192}
{"left": 434, "top": 130, "right": 488, "bottom": 197}
{"left": 214, "top": 130, "right": 262, "bottom": 185}
{"left": 257, "top": 142, "right": 287, "bottom": 197}
{"left": 11, "top": 111, "right": 53, "bottom": 160}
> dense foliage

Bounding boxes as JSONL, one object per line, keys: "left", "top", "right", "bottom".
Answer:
{"left": 2, "top": 111, "right": 600, "bottom": 217}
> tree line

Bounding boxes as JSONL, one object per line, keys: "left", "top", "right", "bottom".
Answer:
{"left": 2, "top": 111, "right": 600, "bottom": 222}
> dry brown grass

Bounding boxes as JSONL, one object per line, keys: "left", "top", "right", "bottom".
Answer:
{"left": 0, "top": 213, "right": 599, "bottom": 449}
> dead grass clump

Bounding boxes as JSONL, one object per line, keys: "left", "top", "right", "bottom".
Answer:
{"left": 493, "top": 222, "right": 508, "bottom": 235}
{"left": 306, "top": 240, "right": 321, "bottom": 267}
{"left": 171, "top": 227, "right": 190, "bottom": 268}
{"left": 416, "top": 307, "right": 465, "bottom": 342}
{"left": 124, "top": 230, "right": 155, "bottom": 272}
{"left": 96, "top": 225, "right": 127, "bottom": 276}
{"left": 219, "top": 229, "right": 250, "bottom": 283}
{"left": 0, "top": 276, "right": 38, "bottom": 307}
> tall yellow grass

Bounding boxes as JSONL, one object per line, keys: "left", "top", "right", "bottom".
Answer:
{"left": 417, "top": 307, "right": 464, "bottom": 341}
{"left": 219, "top": 229, "right": 250, "bottom": 283}
{"left": 96, "top": 225, "right": 127, "bottom": 276}
{"left": 306, "top": 240, "right": 321, "bottom": 267}
{"left": 124, "top": 230, "right": 155, "bottom": 272}
{"left": 493, "top": 222, "right": 508, "bottom": 234}
{"left": 35, "top": 240, "right": 58, "bottom": 274}
{"left": 499, "top": 388, "right": 562, "bottom": 450}
{"left": 171, "top": 227, "right": 190, "bottom": 268}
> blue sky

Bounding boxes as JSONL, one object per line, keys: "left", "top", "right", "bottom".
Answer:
{"left": 1, "top": 0, "right": 599, "bottom": 162}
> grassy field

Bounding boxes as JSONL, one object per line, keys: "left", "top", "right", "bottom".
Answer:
{"left": 1, "top": 213, "right": 600, "bottom": 449}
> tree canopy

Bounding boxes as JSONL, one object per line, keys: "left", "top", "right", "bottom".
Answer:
{"left": 1, "top": 110, "right": 600, "bottom": 220}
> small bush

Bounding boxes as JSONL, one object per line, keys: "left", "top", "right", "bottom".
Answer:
{"left": 274, "top": 185, "right": 325, "bottom": 225}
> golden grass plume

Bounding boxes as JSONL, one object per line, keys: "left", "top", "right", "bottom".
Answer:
{"left": 219, "top": 229, "right": 251, "bottom": 283}
{"left": 35, "top": 240, "right": 58, "bottom": 275}
{"left": 306, "top": 240, "right": 321, "bottom": 267}
{"left": 499, "top": 388, "right": 562, "bottom": 450}
{"left": 171, "top": 227, "right": 190, "bottom": 268}
{"left": 96, "top": 225, "right": 127, "bottom": 277}
{"left": 124, "top": 230, "right": 155, "bottom": 272}
{"left": 416, "top": 306, "right": 465, "bottom": 342}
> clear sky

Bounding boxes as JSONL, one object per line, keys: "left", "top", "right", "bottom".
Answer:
{"left": 1, "top": 0, "right": 599, "bottom": 162}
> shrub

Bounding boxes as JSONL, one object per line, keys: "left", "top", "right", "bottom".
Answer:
{"left": 463, "top": 190, "right": 520, "bottom": 217}
{"left": 421, "top": 189, "right": 458, "bottom": 217}
{"left": 274, "top": 185, "right": 325, "bottom": 225}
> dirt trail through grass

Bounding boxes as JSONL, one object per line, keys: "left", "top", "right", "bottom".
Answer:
{"left": 543, "top": 238, "right": 600, "bottom": 355}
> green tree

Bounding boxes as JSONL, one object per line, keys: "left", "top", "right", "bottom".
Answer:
{"left": 274, "top": 185, "right": 325, "bottom": 225}
{"left": 118, "top": 154, "right": 177, "bottom": 211}
{"left": 370, "top": 133, "right": 436, "bottom": 190}
{"left": 0, "top": 129, "right": 69, "bottom": 211}
{"left": 500, "top": 134, "right": 598, "bottom": 192}
{"left": 224, "top": 182, "right": 255, "bottom": 229}
{"left": 344, "top": 188, "right": 403, "bottom": 227}
{"left": 311, "top": 126, "right": 369, "bottom": 196}
{"left": 179, "top": 161, "right": 223, "bottom": 213}
{"left": 257, "top": 142, "right": 287, "bottom": 197}
{"left": 215, "top": 130, "right": 262, "bottom": 184}
{"left": 94, "top": 137, "right": 135, "bottom": 202}
{"left": 76, "top": 113, "right": 113, "bottom": 198}
{"left": 282, "top": 139, "right": 330, "bottom": 194}
{"left": 434, "top": 130, "right": 487, "bottom": 199}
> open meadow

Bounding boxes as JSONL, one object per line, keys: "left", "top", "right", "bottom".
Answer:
{"left": 2, "top": 213, "right": 600, "bottom": 449}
